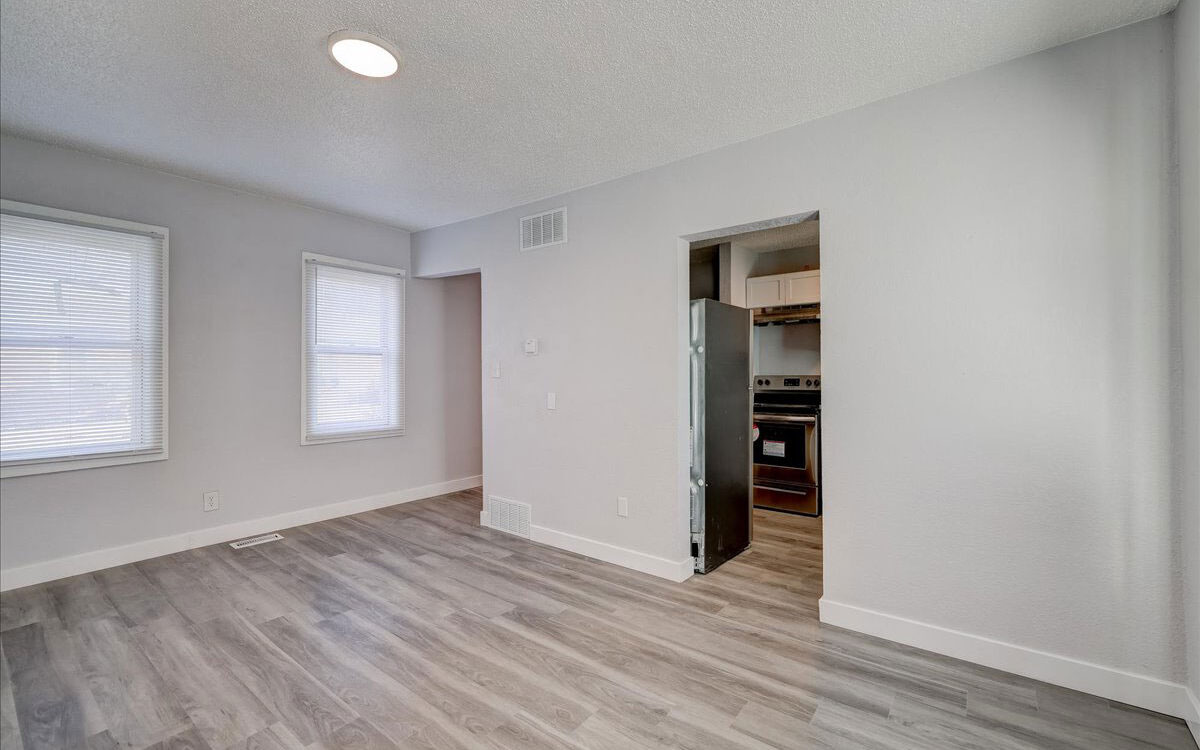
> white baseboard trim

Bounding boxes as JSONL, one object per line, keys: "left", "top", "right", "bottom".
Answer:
{"left": 819, "top": 598, "right": 1198, "bottom": 723}
{"left": 0, "top": 475, "right": 483, "bottom": 591}
{"left": 527, "top": 524, "right": 694, "bottom": 582}
{"left": 1187, "top": 688, "right": 1200, "bottom": 745}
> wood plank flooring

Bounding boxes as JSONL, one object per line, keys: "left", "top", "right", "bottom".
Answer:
{"left": 1, "top": 489, "right": 1194, "bottom": 749}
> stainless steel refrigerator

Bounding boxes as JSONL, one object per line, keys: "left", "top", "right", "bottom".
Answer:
{"left": 689, "top": 299, "right": 752, "bottom": 573}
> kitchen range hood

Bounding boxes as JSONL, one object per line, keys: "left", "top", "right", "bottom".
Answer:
{"left": 753, "top": 303, "right": 820, "bottom": 326}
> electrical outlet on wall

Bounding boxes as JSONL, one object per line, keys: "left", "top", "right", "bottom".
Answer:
{"left": 618, "top": 496, "right": 629, "bottom": 517}
{"left": 203, "top": 491, "right": 220, "bottom": 512}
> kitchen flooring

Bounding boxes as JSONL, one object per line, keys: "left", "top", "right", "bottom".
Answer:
{"left": 1, "top": 490, "right": 1194, "bottom": 749}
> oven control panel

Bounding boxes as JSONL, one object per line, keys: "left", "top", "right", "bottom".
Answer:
{"left": 755, "top": 374, "right": 821, "bottom": 391}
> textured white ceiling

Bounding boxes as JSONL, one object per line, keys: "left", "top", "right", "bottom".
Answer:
{"left": 0, "top": 0, "right": 1176, "bottom": 230}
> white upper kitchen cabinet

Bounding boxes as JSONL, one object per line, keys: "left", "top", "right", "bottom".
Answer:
{"left": 746, "top": 269, "right": 820, "bottom": 307}
{"left": 746, "top": 275, "right": 785, "bottom": 307}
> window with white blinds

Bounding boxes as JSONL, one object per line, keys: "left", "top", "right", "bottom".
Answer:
{"left": 0, "top": 201, "right": 168, "bottom": 477}
{"left": 302, "top": 253, "right": 405, "bottom": 443}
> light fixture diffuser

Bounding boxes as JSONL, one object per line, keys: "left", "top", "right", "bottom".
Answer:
{"left": 328, "top": 31, "right": 401, "bottom": 78}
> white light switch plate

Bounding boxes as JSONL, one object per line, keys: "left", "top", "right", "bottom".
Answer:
{"left": 524, "top": 338, "right": 539, "bottom": 355}
{"left": 490, "top": 362, "right": 502, "bottom": 378}
{"left": 618, "top": 496, "right": 629, "bottom": 517}
{"left": 547, "top": 392, "right": 557, "bottom": 410}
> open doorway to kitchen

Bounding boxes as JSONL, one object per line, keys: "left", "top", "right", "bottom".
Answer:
{"left": 680, "top": 212, "right": 822, "bottom": 591}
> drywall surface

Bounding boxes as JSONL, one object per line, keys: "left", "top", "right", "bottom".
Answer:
{"left": 754, "top": 325, "right": 821, "bottom": 375}
{"left": 749, "top": 245, "right": 820, "bottom": 276}
{"left": 414, "top": 16, "right": 1183, "bottom": 688}
{"left": 1174, "top": 0, "right": 1200, "bottom": 717}
{"left": 688, "top": 257, "right": 717, "bottom": 301}
{"left": 0, "top": 135, "right": 482, "bottom": 573}
{"left": 727, "top": 243, "right": 756, "bottom": 308}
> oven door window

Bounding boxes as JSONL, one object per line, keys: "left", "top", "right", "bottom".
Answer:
{"left": 753, "top": 422, "right": 808, "bottom": 470}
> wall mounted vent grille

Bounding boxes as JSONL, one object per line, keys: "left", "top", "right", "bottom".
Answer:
{"left": 487, "top": 495, "right": 531, "bottom": 538}
{"left": 520, "top": 207, "right": 566, "bottom": 251}
{"left": 229, "top": 533, "right": 284, "bottom": 549}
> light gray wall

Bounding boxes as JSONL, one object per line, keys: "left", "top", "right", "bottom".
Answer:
{"left": 688, "top": 257, "right": 716, "bottom": 300}
{"left": 754, "top": 324, "right": 820, "bottom": 375}
{"left": 1173, "top": 0, "right": 1200, "bottom": 713}
{"left": 749, "top": 245, "right": 820, "bottom": 276}
{"left": 727, "top": 243, "right": 755, "bottom": 308}
{"left": 413, "top": 16, "right": 1182, "bottom": 688}
{"left": 0, "top": 135, "right": 483, "bottom": 572}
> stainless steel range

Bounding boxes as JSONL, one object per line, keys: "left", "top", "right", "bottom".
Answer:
{"left": 752, "top": 375, "right": 821, "bottom": 516}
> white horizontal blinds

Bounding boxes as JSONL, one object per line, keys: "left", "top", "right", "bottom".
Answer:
{"left": 0, "top": 212, "right": 166, "bottom": 464}
{"left": 304, "top": 258, "right": 404, "bottom": 441}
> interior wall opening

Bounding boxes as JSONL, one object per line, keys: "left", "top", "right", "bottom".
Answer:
{"left": 682, "top": 212, "right": 822, "bottom": 586}
{"left": 429, "top": 270, "right": 484, "bottom": 506}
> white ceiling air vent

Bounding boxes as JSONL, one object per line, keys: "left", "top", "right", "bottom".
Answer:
{"left": 486, "top": 495, "right": 531, "bottom": 538}
{"left": 520, "top": 207, "right": 566, "bottom": 251}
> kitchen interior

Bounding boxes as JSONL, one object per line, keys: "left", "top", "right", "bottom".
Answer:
{"left": 689, "top": 215, "right": 821, "bottom": 573}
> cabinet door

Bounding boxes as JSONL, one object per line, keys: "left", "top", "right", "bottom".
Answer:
{"left": 746, "top": 277, "right": 784, "bottom": 307}
{"left": 785, "top": 273, "right": 820, "bottom": 305}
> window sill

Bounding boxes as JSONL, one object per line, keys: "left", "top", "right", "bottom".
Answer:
{"left": 301, "top": 429, "right": 405, "bottom": 446}
{"left": 1, "top": 450, "right": 168, "bottom": 478}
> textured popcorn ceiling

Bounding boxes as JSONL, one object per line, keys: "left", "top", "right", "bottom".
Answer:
{"left": 0, "top": 0, "right": 1176, "bottom": 230}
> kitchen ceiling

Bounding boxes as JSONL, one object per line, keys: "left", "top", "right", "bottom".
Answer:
{"left": 0, "top": 0, "right": 1176, "bottom": 231}
{"left": 700, "top": 220, "right": 822, "bottom": 255}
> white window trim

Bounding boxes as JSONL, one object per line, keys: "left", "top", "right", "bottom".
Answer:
{"left": 0, "top": 199, "right": 169, "bottom": 478}
{"left": 300, "top": 251, "right": 406, "bottom": 446}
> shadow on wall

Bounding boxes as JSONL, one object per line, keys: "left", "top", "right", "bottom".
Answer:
{"left": 435, "top": 272, "right": 482, "bottom": 478}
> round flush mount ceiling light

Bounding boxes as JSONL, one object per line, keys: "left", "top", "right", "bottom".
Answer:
{"left": 328, "top": 30, "right": 401, "bottom": 78}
